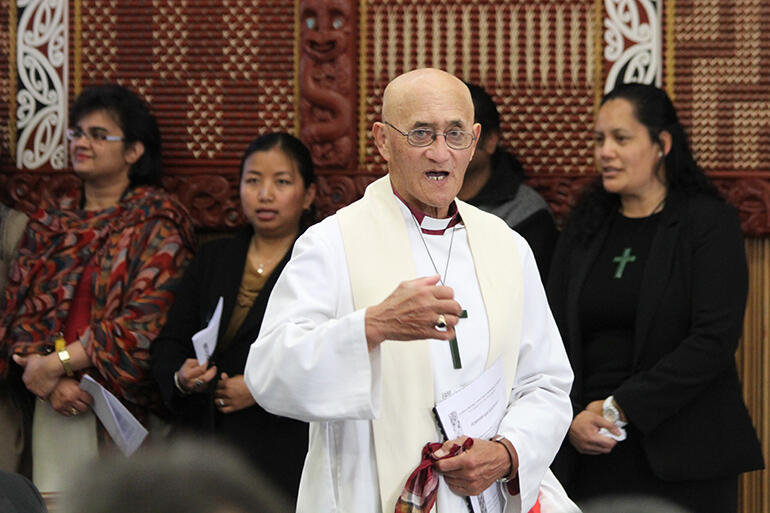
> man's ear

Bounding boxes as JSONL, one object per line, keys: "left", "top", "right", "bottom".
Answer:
{"left": 373, "top": 122, "right": 390, "bottom": 162}
{"left": 123, "top": 141, "right": 145, "bottom": 165}
{"left": 468, "top": 122, "right": 483, "bottom": 159}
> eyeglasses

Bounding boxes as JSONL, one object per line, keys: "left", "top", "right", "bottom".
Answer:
{"left": 66, "top": 127, "right": 125, "bottom": 143}
{"left": 382, "top": 121, "right": 475, "bottom": 150}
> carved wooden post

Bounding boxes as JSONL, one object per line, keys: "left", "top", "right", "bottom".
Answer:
{"left": 297, "top": 0, "right": 361, "bottom": 217}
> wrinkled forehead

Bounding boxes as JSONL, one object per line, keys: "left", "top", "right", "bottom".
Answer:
{"left": 382, "top": 71, "right": 474, "bottom": 128}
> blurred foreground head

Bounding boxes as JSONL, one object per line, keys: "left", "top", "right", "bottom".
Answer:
{"left": 581, "top": 494, "right": 692, "bottom": 513}
{"left": 62, "top": 437, "right": 292, "bottom": 513}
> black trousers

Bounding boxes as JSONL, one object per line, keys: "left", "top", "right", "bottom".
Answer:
{"left": 567, "top": 426, "right": 738, "bottom": 513}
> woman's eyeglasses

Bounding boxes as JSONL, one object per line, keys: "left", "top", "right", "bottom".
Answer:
{"left": 66, "top": 127, "right": 125, "bottom": 143}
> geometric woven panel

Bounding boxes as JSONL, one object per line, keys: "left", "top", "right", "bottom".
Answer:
{"left": 80, "top": 0, "right": 295, "bottom": 164}
{"left": 670, "top": 0, "right": 770, "bottom": 235}
{"left": 0, "top": 1, "right": 10, "bottom": 163}
{"left": 672, "top": 0, "right": 770, "bottom": 173}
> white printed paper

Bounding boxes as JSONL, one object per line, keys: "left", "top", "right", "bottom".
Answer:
{"left": 434, "top": 358, "right": 506, "bottom": 513}
{"left": 192, "top": 296, "right": 223, "bottom": 365}
{"left": 79, "top": 375, "right": 148, "bottom": 456}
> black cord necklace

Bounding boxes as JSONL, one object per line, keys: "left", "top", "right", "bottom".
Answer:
{"left": 409, "top": 212, "right": 464, "bottom": 369}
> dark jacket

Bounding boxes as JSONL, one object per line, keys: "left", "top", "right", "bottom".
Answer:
{"left": 547, "top": 192, "right": 764, "bottom": 483}
{"left": 151, "top": 227, "right": 307, "bottom": 498}
{"left": 466, "top": 150, "right": 557, "bottom": 279}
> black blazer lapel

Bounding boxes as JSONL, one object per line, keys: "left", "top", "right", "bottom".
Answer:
{"left": 565, "top": 222, "right": 610, "bottom": 395}
{"left": 215, "top": 229, "right": 254, "bottom": 344}
{"left": 633, "top": 198, "right": 682, "bottom": 367}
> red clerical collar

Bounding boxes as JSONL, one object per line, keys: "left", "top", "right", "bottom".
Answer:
{"left": 393, "top": 188, "right": 462, "bottom": 235}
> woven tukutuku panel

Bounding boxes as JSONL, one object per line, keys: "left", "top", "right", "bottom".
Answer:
{"left": 79, "top": 0, "right": 296, "bottom": 164}
{"left": 669, "top": 0, "right": 770, "bottom": 236}
{"left": 671, "top": 0, "right": 770, "bottom": 174}
{"left": 0, "top": 0, "right": 9, "bottom": 162}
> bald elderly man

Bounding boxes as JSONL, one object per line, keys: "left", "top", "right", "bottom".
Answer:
{"left": 245, "top": 69, "right": 573, "bottom": 513}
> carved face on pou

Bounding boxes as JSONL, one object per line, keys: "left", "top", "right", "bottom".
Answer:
{"left": 300, "top": 0, "right": 351, "bottom": 61}
{"left": 373, "top": 68, "right": 481, "bottom": 219}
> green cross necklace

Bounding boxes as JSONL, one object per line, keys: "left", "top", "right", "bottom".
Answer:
{"left": 410, "top": 215, "right": 465, "bottom": 369}
{"left": 613, "top": 247, "right": 636, "bottom": 279}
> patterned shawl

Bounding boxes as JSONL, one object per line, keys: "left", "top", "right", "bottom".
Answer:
{"left": 0, "top": 186, "right": 195, "bottom": 420}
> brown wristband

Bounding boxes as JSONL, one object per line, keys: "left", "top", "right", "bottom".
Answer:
{"left": 491, "top": 434, "right": 518, "bottom": 482}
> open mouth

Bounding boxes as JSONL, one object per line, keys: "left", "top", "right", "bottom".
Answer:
{"left": 425, "top": 171, "right": 449, "bottom": 181}
{"left": 256, "top": 209, "right": 278, "bottom": 221}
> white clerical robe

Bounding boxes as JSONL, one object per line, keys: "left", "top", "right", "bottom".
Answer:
{"left": 245, "top": 179, "right": 573, "bottom": 513}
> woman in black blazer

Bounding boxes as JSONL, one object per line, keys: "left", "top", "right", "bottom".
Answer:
{"left": 151, "top": 133, "right": 316, "bottom": 502}
{"left": 547, "top": 84, "right": 763, "bottom": 513}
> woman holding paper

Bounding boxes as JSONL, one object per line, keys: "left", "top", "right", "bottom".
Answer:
{"left": 151, "top": 132, "right": 315, "bottom": 501}
{"left": 0, "top": 84, "right": 194, "bottom": 490}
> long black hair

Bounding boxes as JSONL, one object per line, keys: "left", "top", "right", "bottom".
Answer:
{"left": 71, "top": 84, "right": 162, "bottom": 187}
{"left": 570, "top": 83, "right": 720, "bottom": 241}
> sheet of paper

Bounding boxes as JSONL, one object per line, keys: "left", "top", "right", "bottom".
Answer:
{"left": 434, "top": 357, "right": 506, "bottom": 513}
{"left": 79, "top": 375, "right": 148, "bottom": 456}
{"left": 192, "top": 296, "right": 223, "bottom": 365}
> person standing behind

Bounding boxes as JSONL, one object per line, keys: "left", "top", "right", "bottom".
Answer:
{"left": 0, "top": 84, "right": 195, "bottom": 493}
{"left": 0, "top": 203, "right": 29, "bottom": 475}
{"left": 458, "top": 83, "right": 557, "bottom": 279}
{"left": 245, "top": 68, "right": 573, "bottom": 513}
{"left": 0, "top": 203, "right": 28, "bottom": 297}
{"left": 547, "top": 83, "right": 764, "bottom": 513}
{"left": 151, "top": 133, "right": 315, "bottom": 503}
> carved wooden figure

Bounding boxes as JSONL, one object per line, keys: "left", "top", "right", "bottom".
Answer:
{"left": 299, "top": 0, "right": 356, "bottom": 170}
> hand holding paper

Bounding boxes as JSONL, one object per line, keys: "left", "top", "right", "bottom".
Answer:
{"left": 177, "top": 358, "right": 218, "bottom": 393}
{"left": 79, "top": 375, "right": 148, "bottom": 456}
{"left": 434, "top": 435, "right": 511, "bottom": 497}
{"left": 192, "top": 296, "right": 224, "bottom": 365}
{"left": 433, "top": 358, "right": 506, "bottom": 513}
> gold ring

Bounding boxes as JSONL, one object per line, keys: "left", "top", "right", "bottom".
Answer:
{"left": 70, "top": 408, "right": 78, "bottom": 416}
{"left": 435, "top": 314, "right": 447, "bottom": 330}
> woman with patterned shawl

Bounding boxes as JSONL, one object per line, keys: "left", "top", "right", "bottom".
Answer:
{"left": 0, "top": 84, "right": 195, "bottom": 493}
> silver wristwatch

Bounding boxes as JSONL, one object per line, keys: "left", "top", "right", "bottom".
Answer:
{"left": 602, "top": 395, "right": 620, "bottom": 423}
